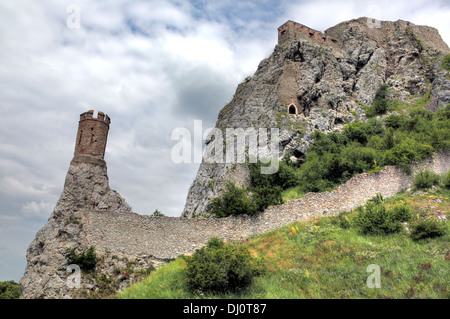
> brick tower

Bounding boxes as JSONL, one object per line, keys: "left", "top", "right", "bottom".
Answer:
{"left": 71, "top": 110, "right": 111, "bottom": 166}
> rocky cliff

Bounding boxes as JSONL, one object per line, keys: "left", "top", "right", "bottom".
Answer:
{"left": 20, "top": 160, "right": 133, "bottom": 298}
{"left": 183, "top": 17, "right": 450, "bottom": 217}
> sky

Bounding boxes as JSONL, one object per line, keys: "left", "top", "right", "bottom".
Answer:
{"left": 1, "top": 0, "right": 449, "bottom": 283}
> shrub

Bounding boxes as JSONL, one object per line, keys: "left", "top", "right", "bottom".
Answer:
{"left": 366, "top": 84, "right": 390, "bottom": 117}
{"left": 410, "top": 219, "right": 447, "bottom": 241}
{"left": 355, "top": 203, "right": 404, "bottom": 235}
{"left": 384, "top": 114, "right": 408, "bottom": 130}
{"left": 210, "top": 182, "right": 257, "bottom": 217}
{"left": 343, "top": 121, "right": 370, "bottom": 145}
{"left": 372, "top": 98, "right": 389, "bottom": 115}
{"left": 184, "top": 237, "right": 264, "bottom": 294}
{"left": 368, "top": 193, "right": 384, "bottom": 205}
{"left": 384, "top": 138, "right": 434, "bottom": 170}
{"left": 152, "top": 209, "right": 165, "bottom": 216}
{"left": 390, "top": 204, "right": 412, "bottom": 222}
{"left": 0, "top": 281, "right": 21, "bottom": 299}
{"left": 248, "top": 160, "right": 298, "bottom": 189}
{"left": 442, "top": 170, "right": 450, "bottom": 189}
{"left": 336, "top": 212, "right": 351, "bottom": 229}
{"left": 252, "top": 185, "right": 283, "bottom": 212}
{"left": 66, "top": 246, "right": 98, "bottom": 271}
{"left": 441, "top": 54, "right": 450, "bottom": 71}
{"left": 413, "top": 170, "right": 441, "bottom": 190}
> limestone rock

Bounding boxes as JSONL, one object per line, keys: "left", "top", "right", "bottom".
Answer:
{"left": 183, "top": 17, "right": 450, "bottom": 218}
{"left": 20, "top": 161, "right": 132, "bottom": 299}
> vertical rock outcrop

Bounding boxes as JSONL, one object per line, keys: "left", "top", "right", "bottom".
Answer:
{"left": 183, "top": 17, "right": 450, "bottom": 218}
{"left": 20, "top": 111, "right": 132, "bottom": 299}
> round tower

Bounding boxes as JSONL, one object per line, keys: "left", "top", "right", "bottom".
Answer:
{"left": 72, "top": 110, "right": 111, "bottom": 166}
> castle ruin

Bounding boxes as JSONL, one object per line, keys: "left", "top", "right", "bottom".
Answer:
{"left": 71, "top": 110, "right": 110, "bottom": 166}
{"left": 278, "top": 20, "right": 335, "bottom": 48}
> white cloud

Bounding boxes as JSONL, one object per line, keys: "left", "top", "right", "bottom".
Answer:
{"left": 20, "top": 200, "right": 55, "bottom": 219}
{"left": 283, "top": 0, "right": 450, "bottom": 46}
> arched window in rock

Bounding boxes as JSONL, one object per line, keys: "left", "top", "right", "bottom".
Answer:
{"left": 288, "top": 104, "right": 297, "bottom": 115}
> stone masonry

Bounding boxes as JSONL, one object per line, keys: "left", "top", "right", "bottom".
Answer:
{"left": 82, "top": 152, "right": 450, "bottom": 262}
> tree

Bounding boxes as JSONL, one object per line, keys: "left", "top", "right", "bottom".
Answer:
{"left": 210, "top": 182, "right": 257, "bottom": 217}
{"left": 152, "top": 209, "right": 165, "bottom": 216}
{"left": 0, "top": 281, "right": 21, "bottom": 299}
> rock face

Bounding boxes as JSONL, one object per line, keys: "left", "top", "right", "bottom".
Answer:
{"left": 20, "top": 161, "right": 132, "bottom": 299}
{"left": 183, "top": 17, "right": 450, "bottom": 217}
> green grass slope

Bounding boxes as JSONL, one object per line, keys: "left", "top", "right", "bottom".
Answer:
{"left": 117, "top": 185, "right": 449, "bottom": 299}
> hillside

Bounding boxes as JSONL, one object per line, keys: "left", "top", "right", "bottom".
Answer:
{"left": 117, "top": 184, "right": 449, "bottom": 299}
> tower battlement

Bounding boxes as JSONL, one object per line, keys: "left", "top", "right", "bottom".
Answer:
{"left": 79, "top": 110, "right": 111, "bottom": 124}
{"left": 72, "top": 110, "right": 110, "bottom": 166}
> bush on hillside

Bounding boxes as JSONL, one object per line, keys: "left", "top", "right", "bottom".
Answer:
{"left": 368, "top": 193, "right": 384, "bottom": 205}
{"left": 366, "top": 84, "right": 390, "bottom": 117}
{"left": 413, "top": 170, "right": 441, "bottom": 190}
{"left": 441, "top": 54, "right": 450, "bottom": 71}
{"left": 252, "top": 185, "right": 283, "bottom": 212}
{"left": 184, "top": 237, "right": 265, "bottom": 294}
{"left": 248, "top": 159, "right": 298, "bottom": 189}
{"left": 209, "top": 182, "right": 257, "bottom": 217}
{"left": 152, "top": 209, "right": 165, "bottom": 216}
{"left": 390, "top": 204, "right": 412, "bottom": 222}
{"left": 410, "top": 219, "right": 447, "bottom": 241}
{"left": 355, "top": 202, "right": 406, "bottom": 235}
{"left": 443, "top": 170, "right": 450, "bottom": 189}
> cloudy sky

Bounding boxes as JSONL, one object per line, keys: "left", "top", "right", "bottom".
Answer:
{"left": 1, "top": 0, "right": 449, "bottom": 282}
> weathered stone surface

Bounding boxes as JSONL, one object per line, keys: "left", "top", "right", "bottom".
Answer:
{"left": 183, "top": 17, "right": 450, "bottom": 217}
{"left": 20, "top": 162, "right": 132, "bottom": 299}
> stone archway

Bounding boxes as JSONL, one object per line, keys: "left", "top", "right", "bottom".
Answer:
{"left": 288, "top": 104, "right": 298, "bottom": 115}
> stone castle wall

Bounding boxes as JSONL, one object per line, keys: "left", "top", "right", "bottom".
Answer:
{"left": 278, "top": 20, "right": 336, "bottom": 49}
{"left": 82, "top": 152, "right": 450, "bottom": 262}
